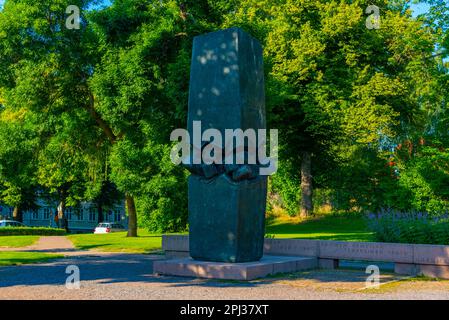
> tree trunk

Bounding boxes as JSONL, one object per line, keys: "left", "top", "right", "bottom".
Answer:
{"left": 58, "top": 198, "right": 68, "bottom": 232}
{"left": 86, "top": 92, "right": 117, "bottom": 143}
{"left": 126, "top": 194, "right": 138, "bottom": 237}
{"left": 97, "top": 205, "right": 104, "bottom": 223}
{"left": 13, "top": 206, "right": 23, "bottom": 222}
{"left": 300, "top": 151, "right": 313, "bottom": 218}
{"left": 85, "top": 91, "right": 138, "bottom": 236}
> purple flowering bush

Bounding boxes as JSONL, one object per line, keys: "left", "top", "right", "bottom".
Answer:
{"left": 367, "top": 208, "right": 449, "bottom": 244}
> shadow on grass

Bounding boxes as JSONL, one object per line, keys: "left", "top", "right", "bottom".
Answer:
{"left": 0, "top": 254, "right": 64, "bottom": 267}
{"left": 69, "top": 244, "right": 111, "bottom": 251}
{"left": 286, "top": 233, "right": 375, "bottom": 241}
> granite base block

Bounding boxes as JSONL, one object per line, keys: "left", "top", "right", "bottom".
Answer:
{"left": 394, "top": 263, "right": 417, "bottom": 276}
{"left": 417, "top": 264, "right": 449, "bottom": 279}
{"left": 153, "top": 255, "right": 317, "bottom": 280}
{"left": 165, "top": 251, "right": 191, "bottom": 259}
{"left": 319, "top": 258, "right": 339, "bottom": 270}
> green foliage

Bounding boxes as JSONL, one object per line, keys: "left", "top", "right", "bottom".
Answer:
{"left": 0, "top": 227, "right": 66, "bottom": 236}
{"left": 88, "top": 0, "right": 229, "bottom": 232}
{"left": 269, "top": 159, "right": 301, "bottom": 215}
{"left": 0, "top": 0, "right": 109, "bottom": 215}
{"left": 368, "top": 210, "right": 449, "bottom": 244}
{"left": 0, "top": 0, "right": 448, "bottom": 235}
{"left": 134, "top": 142, "right": 188, "bottom": 233}
{"left": 0, "top": 115, "right": 39, "bottom": 210}
{"left": 225, "top": 0, "right": 443, "bottom": 219}
{"left": 395, "top": 143, "right": 449, "bottom": 213}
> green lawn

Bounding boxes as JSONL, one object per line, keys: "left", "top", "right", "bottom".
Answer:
{"left": 0, "top": 251, "right": 63, "bottom": 266}
{"left": 68, "top": 229, "right": 163, "bottom": 253}
{"left": 0, "top": 235, "right": 40, "bottom": 248}
{"left": 266, "top": 214, "right": 374, "bottom": 242}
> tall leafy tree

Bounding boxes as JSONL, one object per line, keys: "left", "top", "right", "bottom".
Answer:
{"left": 0, "top": 0, "right": 112, "bottom": 228}
{"left": 88, "top": 0, "right": 238, "bottom": 234}
{"left": 226, "top": 0, "right": 440, "bottom": 216}
{"left": 0, "top": 109, "right": 39, "bottom": 221}
{"left": 0, "top": 0, "right": 238, "bottom": 235}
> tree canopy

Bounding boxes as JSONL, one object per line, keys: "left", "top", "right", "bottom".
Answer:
{"left": 0, "top": 0, "right": 448, "bottom": 235}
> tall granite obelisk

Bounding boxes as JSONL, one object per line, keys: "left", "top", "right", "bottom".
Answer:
{"left": 186, "top": 27, "right": 267, "bottom": 263}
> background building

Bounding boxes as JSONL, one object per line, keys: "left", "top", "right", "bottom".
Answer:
{"left": 0, "top": 200, "right": 127, "bottom": 233}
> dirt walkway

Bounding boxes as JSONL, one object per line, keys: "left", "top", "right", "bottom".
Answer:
{"left": 27, "top": 236, "right": 74, "bottom": 251}
{"left": 0, "top": 236, "right": 118, "bottom": 256}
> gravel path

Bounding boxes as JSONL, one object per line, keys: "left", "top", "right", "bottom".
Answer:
{"left": 0, "top": 236, "right": 74, "bottom": 252}
{"left": 28, "top": 236, "right": 75, "bottom": 251}
{"left": 1, "top": 254, "right": 449, "bottom": 300}
{"left": 0, "top": 236, "right": 121, "bottom": 256}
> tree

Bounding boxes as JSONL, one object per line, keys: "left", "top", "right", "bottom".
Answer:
{"left": 0, "top": 0, "right": 135, "bottom": 232}
{"left": 89, "top": 180, "right": 123, "bottom": 223}
{"left": 88, "top": 0, "right": 238, "bottom": 234}
{"left": 0, "top": 0, "right": 236, "bottom": 235}
{"left": 36, "top": 112, "right": 103, "bottom": 230}
{"left": 0, "top": 109, "right": 39, "bottom": 221}
{"left": 226, "top": 0, "right": 440, "bottom": 216}
{"left": 87, "top": 0, "right": 188, "bottom": 236}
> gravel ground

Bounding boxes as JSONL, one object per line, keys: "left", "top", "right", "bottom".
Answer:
{"left": 1, "top": 254, "right": 449, "bottom": 300}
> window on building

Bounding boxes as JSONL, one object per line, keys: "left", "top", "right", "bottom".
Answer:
{"left": 43, "top": 208, "right": 50, "bottom": 220}
{"left": 88, "top": 208, "right": 96, "bottom": 222}
{"left": 106, "top": 210, "right": 111, "bottom": 222}
{"left": 114, "top": 210, "right": 121, "bottom": 222}
{"left": 32, "top": 211, "right": 39, "bottom": 220}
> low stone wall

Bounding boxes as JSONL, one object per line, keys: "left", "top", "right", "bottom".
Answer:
{"left": 163, "top": 235, "right": 190, "bottom": 259}
{"left": 162, "top": 235, "right": 449, "bottom": 279}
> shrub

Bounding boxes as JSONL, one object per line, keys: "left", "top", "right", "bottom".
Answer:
{"left": 0, "top": 227, "right": 66, "bottom": 236}
{"left": 136, "top": 143, "right": 189, "bottom": 233}
{"left": 269, "top": 160, "right": 301, "bottom": 216}
{"left": 367, "top": 208, "right": 449, "bottom": 245}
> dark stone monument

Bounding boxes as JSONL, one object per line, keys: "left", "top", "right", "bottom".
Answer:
{"left": 154, "top": 28, "right": 317, "bottom": 279}
{"left": 186, "top": 27, "right": 268, "bottom": 263}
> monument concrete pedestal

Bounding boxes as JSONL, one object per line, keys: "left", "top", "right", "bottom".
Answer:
{"left": 153, "top": 255, "right": 317, "bottom": 281}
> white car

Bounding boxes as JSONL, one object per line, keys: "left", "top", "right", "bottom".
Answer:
{"left": 0, "top": 220, "right": 26, "bottom": 227}
{"left": 94, "top": 222, "right": 125, "bottom": 234}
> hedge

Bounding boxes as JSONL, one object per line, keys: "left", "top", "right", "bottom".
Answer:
{"left": 367, "top": 209, "right": 449, "bottom": 245}
{"left": 0, "top": 227, "right": 66, "bottom": 236}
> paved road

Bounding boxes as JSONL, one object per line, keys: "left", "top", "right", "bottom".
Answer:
{"left": 1, "top": 254, "right": 449, "bottom": 300}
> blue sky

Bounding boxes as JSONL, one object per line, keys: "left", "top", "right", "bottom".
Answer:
{"left": 411, "top": 2, "right": 432, "bottom": 17}
{"left": 0, "top": 1, "right": 435, "bottom": 14}
{"left": 0, "top": 0, "right": 111, "bottom": 10}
